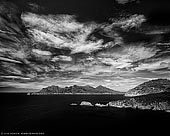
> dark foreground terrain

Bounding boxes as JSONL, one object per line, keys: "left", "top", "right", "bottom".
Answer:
{"left": 1, "top": 93, "right": 170, "bottom": 135}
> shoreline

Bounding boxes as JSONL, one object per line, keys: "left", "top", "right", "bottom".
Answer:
{"left": 28, "top": 93, "right": 125, "bottom": 95}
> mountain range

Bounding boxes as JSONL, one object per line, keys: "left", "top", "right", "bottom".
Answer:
{"left": 37, "top": 78, "right": 170, "bottom": 95}
{"left": 37, "top": 85, "right": 123, "bottom": 94}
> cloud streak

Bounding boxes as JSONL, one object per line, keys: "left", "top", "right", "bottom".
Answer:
{"left": 51, "top": 55, "right": 72, "bottom": 62}
{"left": 115, "top": 0, "right": 138, "bottom": 4}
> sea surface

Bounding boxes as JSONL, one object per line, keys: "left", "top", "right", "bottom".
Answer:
{"left": 1, "top": 93, "right": 170, "bottom": 135}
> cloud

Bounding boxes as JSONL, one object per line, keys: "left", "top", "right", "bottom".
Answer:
{"left": 115, "top": 0, "right": 138, "bottom": 4}
{"left": 0, "top": 57, "right": 22, "bottom": 64}
{"left": 29, "top": 29, "right": 65, "bottom": 45}
{"left": 146, "top": 30, "right": 170, "bottom": 35}
{"left": 97, "top": 44, "right": 158, "bottom": 69}
{"left": 51, "top": 55, "right": 72, "bottom": 62}
{"left": 1, "top": 62, "right": 23, "bottom": 75}
{"left": 54, "top": 43, "right": 159, "bottom": 81}
{"left": 11, "top": 50, "right": 29, "bottom": 60}
{"left": 70, "top": 40, "right": 103, "bottom": 54}
{"left": 109, "top": 14, "right": 146, "bottom": 31}
{"left": 32, "top": 49, "right": 52, "bottom": 56}
{"left": 0, "top": 75, "right": 31, "bottom": 80}
{"left": 27, "top": 3, "right": 44, "bottom": 12}
{"left": 22, "top": 13, "right": 84, "bottom": 33}
{"left": 22, "top": 12, "right": 106, "bottom": 54}
{"left": 134, "top": 58, "right": 170, "bottom": 71}
{"left": 0, "top": 47, "right": 11, "bottom": 52}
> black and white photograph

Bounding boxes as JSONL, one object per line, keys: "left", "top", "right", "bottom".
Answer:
{"left": 1, "top": 0, "right": 170, "bottom": 135}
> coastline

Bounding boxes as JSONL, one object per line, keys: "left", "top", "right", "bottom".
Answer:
{"left": 28, "top": 92, "right": 125, "bottom": 95}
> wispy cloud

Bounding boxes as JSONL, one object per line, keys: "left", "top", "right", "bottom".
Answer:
{"left": 32, "top": 49, "right": 52, "bottom": 56}
{"left": 22, "top": 12, "right": 107, "bottom": 54}
{"left": 27, "top": 2, "right": 44, "bottom": 13}
{"left": 97, "top": 43, "right": 158, "bottom": 69}
{"left": 135, "top": 58, "right": 170, "bottom": 71}
{"left": 22, "top": 13, "right": 84, "bottom": 32}
{"left": 107, "top": 14, "right": 146, "bottom": 31}
{"left": 115, "top": 0, "right": 138, "bottom": 5}
{"left": 0, "top": 57, "right": 22, "bottom": 64}
{"left": 51, "top": 55, "right": 72, "bottom": 62}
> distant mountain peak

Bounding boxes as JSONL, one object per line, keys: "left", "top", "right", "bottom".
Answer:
{"left": 96, "top": 85, "right": 106, "bottom": 88}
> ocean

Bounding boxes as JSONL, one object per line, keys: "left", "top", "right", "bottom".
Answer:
{"left": 1, "top": 93, "right": 170, "bottom": 135}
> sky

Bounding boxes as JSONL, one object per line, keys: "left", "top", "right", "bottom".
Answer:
{"left": 0, "top": 0, "right": 170, "bottom": 92}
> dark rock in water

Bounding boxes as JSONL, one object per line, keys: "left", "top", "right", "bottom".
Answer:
{"left": 125, "top": 79, "right": 170, "bottom": 97}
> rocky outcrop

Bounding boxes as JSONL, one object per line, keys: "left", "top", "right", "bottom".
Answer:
{"left": 70, "top": 103, "right": 78, "bottom": 106}
{"left": 125, "top": 79, "right": 170, "bottom": 97}
{"left": 95, "top": 103, "right": 108, "bottom": 107}
{"left": 108, "top": 98, "right": 170, "bottom": 111}
{"left": 80, "top": 101, "right": 93, "bottom": 106}
{"left": 108, "top": 92, "right": 170, "bottom": 111}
